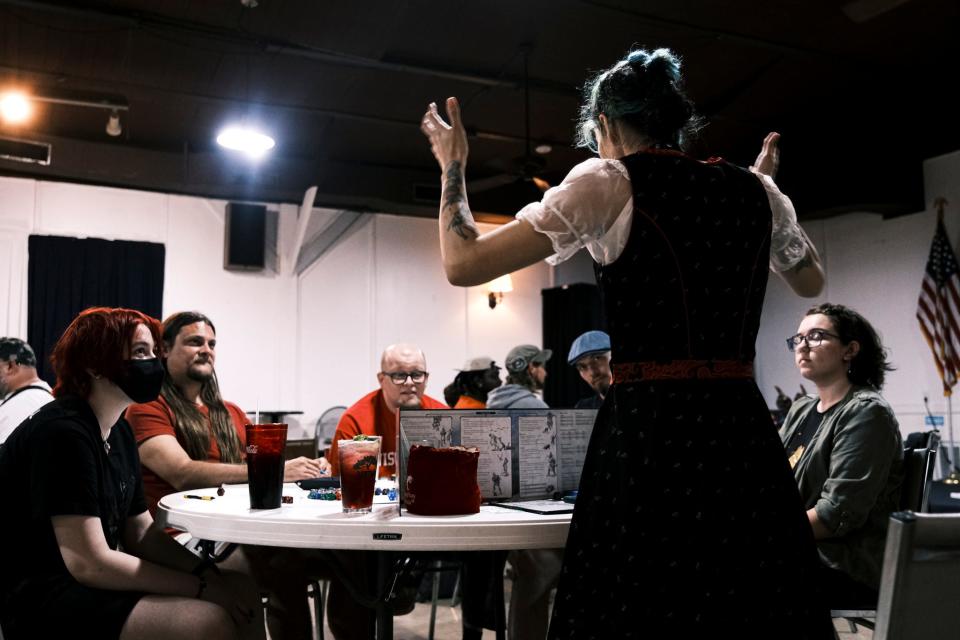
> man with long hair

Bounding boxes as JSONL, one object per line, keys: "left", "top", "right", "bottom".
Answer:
{"left": 126, "top": 311, "right": 330, "bottom": 640}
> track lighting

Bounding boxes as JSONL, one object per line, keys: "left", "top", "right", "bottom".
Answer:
{"left": 105, "top": 110, "right": 122, "bottom": 137}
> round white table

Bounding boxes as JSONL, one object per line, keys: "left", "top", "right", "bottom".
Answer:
{"left": 156, "top": 484, "right": 571, "bottom": 639}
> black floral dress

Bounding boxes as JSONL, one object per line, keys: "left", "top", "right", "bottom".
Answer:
{"left": 547, "top": 150, "right": 833, "bottom": 638}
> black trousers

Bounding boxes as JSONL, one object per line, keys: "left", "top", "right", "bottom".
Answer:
{"left": 817, "top": 563, "right": 879, "bottom": 610}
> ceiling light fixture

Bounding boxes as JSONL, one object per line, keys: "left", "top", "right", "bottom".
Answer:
{"left": 216, "top": 125, "right": 275, "bottom": 158}
{"left": 0, "top": 88, "right": 129, "bottom": 136}
{"left": 0, "top": 91, "right": 32, "bottom": 124}
{"left": 105, "top": 110, "right": 122, "bottom": 137}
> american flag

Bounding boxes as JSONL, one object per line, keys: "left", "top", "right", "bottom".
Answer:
{"left": 917, "top": 203, "right": 960, "bottom": 396}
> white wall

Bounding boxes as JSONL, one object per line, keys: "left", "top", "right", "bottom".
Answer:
{"left": 296, "top": 213, "right": 550, "bottom": 432}
{"left": 3, "top": 148, "right": 958, "bottom": 441}
{"left": 755, "top": 150, "right": 960, "bottom": 445}
{"left": 0, "top": 177, "right": 549, "bottom": 437}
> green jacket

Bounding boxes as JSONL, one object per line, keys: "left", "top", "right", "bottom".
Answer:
{"left": 779, "top": 386, "right": 903, "bottom": 589}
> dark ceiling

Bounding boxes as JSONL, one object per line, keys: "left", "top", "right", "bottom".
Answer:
{"left": 1, "top": 0, "right": 958, "bottom": 221}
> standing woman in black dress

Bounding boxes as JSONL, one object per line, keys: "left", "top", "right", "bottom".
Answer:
{"left": 0, "top": 307, "right": 264, "bottom": 640}
{"left": 421, "top": 48, "right": 834, "bottom": 637}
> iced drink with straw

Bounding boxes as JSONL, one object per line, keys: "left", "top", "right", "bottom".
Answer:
{"left": 338, "top": 435, "right": 381, "bottom": 513}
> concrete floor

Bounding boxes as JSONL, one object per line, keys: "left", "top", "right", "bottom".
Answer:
{"left": 315, "top": 588, "right": 874, "bottom": 640}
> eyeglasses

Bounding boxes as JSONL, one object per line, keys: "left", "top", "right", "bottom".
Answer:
{"left": 382, "top": 370, "right": 428, "bottom": 384}
{"left": 785, "top": 330, "right": 841, "bottom": 352}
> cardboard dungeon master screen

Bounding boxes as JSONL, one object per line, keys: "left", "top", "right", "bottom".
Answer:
{"left": 397, "top": 408, "right": 598, "bottom": 503}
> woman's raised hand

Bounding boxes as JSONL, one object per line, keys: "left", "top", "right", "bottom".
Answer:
{"left": 421, "top": 97, "right": 469, "bottom": 171}
{"left": 750, "top": 131, "right": 781, "bottom": 179}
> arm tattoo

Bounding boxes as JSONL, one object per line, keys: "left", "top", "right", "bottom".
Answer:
{"left": 790, "top": 252, "right": 814, "bottom": 273}
{"left": 443, "top": 161, "right": 478, "bottom": 241}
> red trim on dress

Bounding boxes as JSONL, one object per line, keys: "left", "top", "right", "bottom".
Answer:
{"left": 612, "top": 360, "right": 754, "bottom": 383}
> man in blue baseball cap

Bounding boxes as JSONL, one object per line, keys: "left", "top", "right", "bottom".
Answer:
{"left": 568, "top": 330, "right": 612, "bottom": 409}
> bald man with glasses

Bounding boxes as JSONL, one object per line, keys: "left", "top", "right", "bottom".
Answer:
{"left": 328, "top": 343, "right": 447, "bottom": 478}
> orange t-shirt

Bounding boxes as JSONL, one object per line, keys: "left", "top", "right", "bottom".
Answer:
{"left": 329, "top": 389, "right": 447, "bottom": 477}
{"left": 126, "top": 395, "right": 249, "bottom": 515}
{"left": 454, "top": 396, "right": 486, "bottom": 409}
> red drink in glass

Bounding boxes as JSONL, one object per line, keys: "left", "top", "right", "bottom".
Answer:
{"left": 338, "top": 436, "right": 381, "bottom": 513}
{"left": 246, "top": 423, "right": 288, "bottom": 509}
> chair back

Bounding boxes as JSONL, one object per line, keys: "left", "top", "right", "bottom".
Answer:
{"left": 315, "top": 406, "right": 346, "bottom": 457}
{"left": 873, "top": 511, "right": 960, "bottom": 639}
{"left": 900, "top": 432, "right": 940, "bottom": 512}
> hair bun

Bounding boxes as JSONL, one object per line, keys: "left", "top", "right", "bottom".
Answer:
{"left": 643, "top": 48, "right": 682, "bottom": 84}
{"left": 625, "top": 49, "right": 651, "bottom": 68}
{"left": 576, "top": 46, "right": 702, "bottom": 151}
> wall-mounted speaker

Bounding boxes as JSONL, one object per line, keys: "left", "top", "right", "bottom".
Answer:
{"left": 224, "top": 202, "right": 267, "bottom": 271}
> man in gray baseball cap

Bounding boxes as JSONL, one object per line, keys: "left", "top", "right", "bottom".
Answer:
{"left": 485, "top": 343, "right": 559, "bottom": 639}
{"left": 568, "top": 330, "right": 612, "bottom": 409}
{"left": 0, "top": 337, "right": 54, "bottom": 443}
{"left": 486, "top": 344, "right": 552, "bottom": 409}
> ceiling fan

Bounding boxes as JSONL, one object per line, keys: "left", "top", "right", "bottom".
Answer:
{"left": 470, "top": 49, "right": 551, "bottom": 195}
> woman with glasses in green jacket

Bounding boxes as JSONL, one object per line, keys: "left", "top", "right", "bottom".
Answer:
{"left": 781, "top": 302, "right": 903, "bottom": 609}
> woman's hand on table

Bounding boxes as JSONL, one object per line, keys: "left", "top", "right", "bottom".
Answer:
{"left": 421, "top": 96, "right": 469, "bottom": 172}
{"left": 283, "top": 456, "right": 325, "bottom": 480}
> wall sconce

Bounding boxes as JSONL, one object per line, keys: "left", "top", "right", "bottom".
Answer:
{"left": 487, "top": 274, "right": 513, "bottom": 309}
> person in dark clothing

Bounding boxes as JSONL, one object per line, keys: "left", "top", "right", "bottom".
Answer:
{"left": 421, "top": 46, "right": 832, "bottom": 638}
{"left": 567, "top": 330, "right": 612, "bottom": 410}
{"left": 451, "top": 356, "right": 502, "bottom": 409}
{"left": 0, "top": 307, "right": 263, "bottom": 640}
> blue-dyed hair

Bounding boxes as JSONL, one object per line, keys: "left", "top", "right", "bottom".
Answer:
{"left": 577, "top": 48, "right": 702, "bottom": 153}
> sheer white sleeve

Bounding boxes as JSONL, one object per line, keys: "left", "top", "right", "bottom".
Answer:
{"left": 756, "top": 173, "right": 810, "bottom": 272}
{"left": 516, "top": 157, "right": 634, "bottom": 265}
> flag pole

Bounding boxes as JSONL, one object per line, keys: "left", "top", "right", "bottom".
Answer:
{"left": 937, "top": 198, "right": 960, "bottom": 484}
{"left": 948, "top": 394, "right": 959, "bottom": 484}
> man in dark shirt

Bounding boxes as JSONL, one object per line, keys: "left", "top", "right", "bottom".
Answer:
{"left": 568, "top": 331, "right": 612, "bottom": 409}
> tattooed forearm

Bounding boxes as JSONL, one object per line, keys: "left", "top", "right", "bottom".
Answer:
{"left": 443, "top": 161, "right": 478, "bottom": 240}
{"left": 443, "top": 161, "right": 465, "bottom": 209}
{"left": 447, "top": 204, "right": 477, "bottom": 240}
{"left": 789, "top": 251, "right": 814, "bottom": 274}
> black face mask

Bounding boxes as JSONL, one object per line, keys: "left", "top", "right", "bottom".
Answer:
{"left": 116, "top": 358, "right": 165, "bottom": 404}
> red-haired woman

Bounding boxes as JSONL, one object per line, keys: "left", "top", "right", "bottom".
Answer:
{"left": 0, "top": 307, "right": 264, "bottom": 640}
